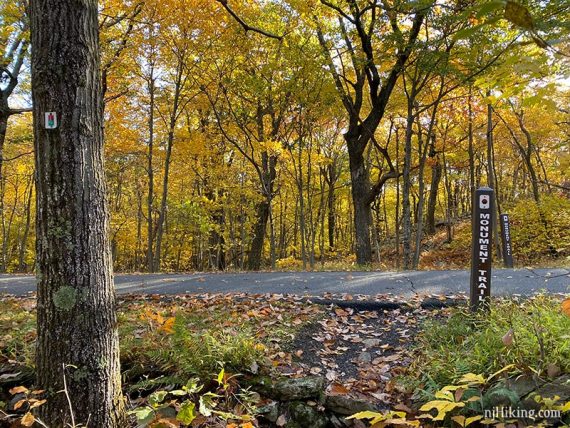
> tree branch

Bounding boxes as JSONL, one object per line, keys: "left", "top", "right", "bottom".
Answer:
{"left": 216, "top": 0, "right": 283, "bottom": 40}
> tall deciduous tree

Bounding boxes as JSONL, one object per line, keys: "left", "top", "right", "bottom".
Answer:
{"left": 316, "top": 0, "right": 428, "bottom": 265}
{"left": 30, "top": 0, "right": 125, "bottom": 426}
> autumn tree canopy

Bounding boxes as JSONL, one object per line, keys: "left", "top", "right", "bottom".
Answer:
{"left": 1, "top": 0, "right": 569, "bottom": 272}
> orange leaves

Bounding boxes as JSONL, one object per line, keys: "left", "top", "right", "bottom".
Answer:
{"left": 142, "top": 308, "right": 176, "bottom": 334}
{"left": 562, "top": 298, "right": 570, "bottom": 317}
{"left": 9, "top": 386, "right": 28, "bottom": 395}
{"left": 7, "top": 386, "right": 46, "bottom": 427}
{"left": 20, "top": 412, "right": 35, "bottom": 427}
{"left": 227, "top": 422, "right": 254, "bottom": 428}
{"left": 328, "top": 382, "right": 349, "bottom": 396}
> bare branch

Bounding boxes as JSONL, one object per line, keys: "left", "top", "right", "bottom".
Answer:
{"left": 216, "top": 0, "right": 283, "bottom": 41}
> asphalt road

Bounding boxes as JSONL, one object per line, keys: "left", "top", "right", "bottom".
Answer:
{"left": 0, "top": 268, "right": 568, "bottom": 298}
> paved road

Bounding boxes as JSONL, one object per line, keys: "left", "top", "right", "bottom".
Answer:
{"left": 0, "top": 268, "right": 568, "bottom": 298}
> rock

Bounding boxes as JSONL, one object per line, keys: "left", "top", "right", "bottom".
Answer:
{"left": 522, "top": 375, "right": 570, "bottom": 410}
{"left": 0, "top": 365, "right": 35, "bottom": 391}
{"left": 329, "top": 414, "right": 351, "bottom": 427}
{"left": 243, "top": 375, "right": 274, "bottom": 397}
{"left": 357, "top": 352, "right": 372, "bottom": 363}
{"left": 258, "top": 401, "right": 280, "bottom": 423}
{"left": 288, "top": 401, "right": 328, "bottom": 428}
{"left": 325, "top": 395, "right": 382, "bottom": 416}
{"left": 273, "top": 376, "right": 325, "bottom": 401}
{"left": 504, "top": 374, "right": 542, "bottom": 399}
{"left": 483, "top": 387, "right": 520, "bottom": 409}
{"left": 362, "top": 339, "right": 381, "bottom": 348}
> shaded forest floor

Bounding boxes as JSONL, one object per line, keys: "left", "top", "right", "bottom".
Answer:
{"left": 2, "top": 292, "right": 569, "bottom": 427}
{"left": 0, "top": 292, "right": 459, "bottom": 426}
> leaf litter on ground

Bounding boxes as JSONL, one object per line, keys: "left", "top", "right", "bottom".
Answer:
{"left": 0, "top": 291, "right": 466, "bottom": 426}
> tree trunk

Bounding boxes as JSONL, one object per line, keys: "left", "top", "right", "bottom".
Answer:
{"left": 412, "top": 123, "right": 429, "bottom": 269}
{"left": 486, "top": 95, "right": 502, "bottom": 259}
{"left": 347, "top": 145, "right": 372, "bottom": 265}
{"left": 146, "top": 65, "right": 156, "bottom": 272}
{"left": 426, "top": 153, "right": 442, "bottom": 235}
{"left": 0, "top": 114, "right": 8, "bottom": 272}
{"left": 18, "top": 176, "right": 34, "bottom": 272}
{"left": 248, "top": 198, "right": 270, "bottom": 270}
{"left": 153, "top": 57, "right": 185, "bottom": 272}
{"left": 327, "top": 164, "right": 336, "bottom": 251}
{"left": 30, "top": 0, "right": 125, "bottom": 426}
{"left": 395, "top": 127, "right": 401, "bottom": 268}
{"left": 467, "top": 85, "right": 475, "bottom": 207}
{"left": 402, "top": 101, "right": 414, "bottom": 270}
{"left": 442, "top": 149, "right": 453, "bottom": 243}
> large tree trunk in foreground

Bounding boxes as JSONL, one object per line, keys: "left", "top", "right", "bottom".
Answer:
{"left": 30, "top": 0, "right": 125, "bottom": 426}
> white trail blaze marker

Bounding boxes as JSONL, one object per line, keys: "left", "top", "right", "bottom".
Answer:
{"left": 44, "top": 112, "right": 57, "bottom": 129}
{"left": 470, "top": 187, "right": 494, "bottom": 311}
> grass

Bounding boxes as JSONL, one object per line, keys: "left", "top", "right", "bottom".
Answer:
{"left": 410, "top": 294, "right": 570, "bottom": 390}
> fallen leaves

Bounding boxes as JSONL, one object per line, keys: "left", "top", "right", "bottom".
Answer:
{"left": 502, "top": 328, "right": 514, "bottom": 346}
{"left": 562, "top": 298, "right": 570, "bottom": 317}
{"left": 20, "top": 412, "right": 35, "bottom": 427}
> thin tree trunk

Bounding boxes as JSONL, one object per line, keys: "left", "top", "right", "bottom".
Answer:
{"left": 0, "top": 114, "right": 7, "bottom": 272}
{"left": 442, "top": 146, "right": 453, "bottom": 243}
{"left": 153, "top": 59, "right": 185, "bottom": 272}
{"left": 426, "top": 151, "right": 442, "bottom": 235}
{"left": 402, "top": 100, "right": 414, "bottom": 269}
{"left": 146, "top": 65, "right": 156, "bottom": 272}
{"left": 468, "top": 85, "right": 475, "bottom": 207}
{"left": 395, "top": 127, "right": 401, "bottom": 269}
{"left": 327, "top": 164, "right": 336, "bottom": 251}
{"left": 298, "top": 144, "right": 307, "bottom": 269}
{"left": 413, "top": 125, "right": 429, "bottom": 269}
{"left": 486, "top": 94, "right": 502, "bottom": 259}
{"left": 18, "top": 175, "right": 34, "bottom": 272}
{"left": 30, "top": 0, "right": 125, "bottom": 425}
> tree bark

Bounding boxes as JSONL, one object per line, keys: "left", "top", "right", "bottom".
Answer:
{"left": 30, "top": 0, "right": 125, "bottom": 426}
{"left": 146, "top": 64, "right": 156, "bottom": 272}
{"left": 326, "top": 164, "right": 336, "bottom": 251}
{"left": 467, "top": 85, "right": 475, "bottom": 207}
{"left": 347, "top": 146, "right": 373, "bottom": 265}
{"left": 426, "top": 149, "right": 442, "bottom": 235}
{"left": 402, "top": 100, "right": 415, "bottom": 269}
{"left": 486, "top": 95, "right": 502, "bottom": 259}
{"left": 153, "top": 54, "right": 186, "bottom": 272}
{"left": 18, "top": 175, "right": 34, "bottom": 272}
{"left": 248, "top": 198, "right": 270, "bottom": 270}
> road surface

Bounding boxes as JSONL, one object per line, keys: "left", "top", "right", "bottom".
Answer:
{"left": 0, "top": 268, "right": 568, "bottom": 298}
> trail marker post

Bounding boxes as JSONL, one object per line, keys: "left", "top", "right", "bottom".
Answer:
{"left": 500, "top": 214, "right": 514, "bottom": 268}
{"left": 470, "top": 187, "right": 494, "bottom": 311}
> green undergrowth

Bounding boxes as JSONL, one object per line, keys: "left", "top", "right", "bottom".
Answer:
{"left": 0, "top": 295, "right": 320, "bottom": 385}
{"left": 0, "top": 299, "right": 36, "bottom": 367}
{"left": 409, "top": 294, "right": 570, "bottom": 392}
